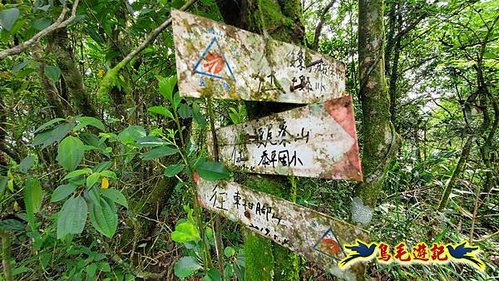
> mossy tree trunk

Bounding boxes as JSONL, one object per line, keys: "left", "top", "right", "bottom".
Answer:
{"left": 216, "top": 0, "right": 303, "bottom": 280}
{"left": 352, "top": 0, "right": 400, "bottom": 278}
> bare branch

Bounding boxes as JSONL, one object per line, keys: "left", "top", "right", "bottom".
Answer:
{"left": 0, "top": 0, "right": 80, "bottom": 60}
{"left": 97, "top": 0, "right": 198, "bottom": 96}
{"left": 311, "top": 0, "right": 336, "bottom": 50}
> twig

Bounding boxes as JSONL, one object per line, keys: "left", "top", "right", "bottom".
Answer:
{"left": 0, "top": 0, "right": 80, "bottom": 60}
{"left": 96, "top": 0, "right": 198, "bottom": 96}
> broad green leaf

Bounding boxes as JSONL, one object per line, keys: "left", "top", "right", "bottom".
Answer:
{"left": 101, "top": 189, "right": 128, "bottom": 208}
{"left": 32, "top": 17, "right": 51, "bottom": 30}
{"left": 195, "top": 160, "right": 231, "bottom": 181}
{"left": 86, "top": 172, "right": 101, "bottom": 188}
{"left": 57, "top": 196, "right": 88, "bottom": 239}
{"left": 174, "top": 256, "right": 202, "bottom": 279}
{"left": 158, "top": 75, "right": 177, "bottom": 102}
{"left": 141, "top": 146, "right": 178, "bottom": 160}
{"left": 136, "top": 136, "right": 167, "bottom": 147}
{"left": 51, "top": 183, "right": 78, "bottom": 202}
{"left": 178, "top": 103, "right": 192, "bottom": 119}
{"left": 99, "top": 170, "right": 117, "bottom": 180}
{"left": 0, "top": 219, "right": 25, "bottom": 232}
{"left": 88, "top": 196, "right": 118, "bottom": 238}
{"left": 118, "top": 125, "right": 146, "bottom": 144}
{"left": 56, "top": 136, "right": 85, "bottom": 171}
{"left": 44, "top": 65, "right": 61, "bottom": 82}
{"left": 19, "top": 155, "right": 35, "bottom": 173}
{"left": 33, "top": 122, "right": 75, "bottom": 149}
{"left": 164, "top": 164, "right": 185, "bottom": 177}
{"left": 192, "top": 102, "right": 206, "bottom": 127}
{"left": 34, "top": 118, "right": 66, "bottom": 133}
{"left": 148, "top": 106, "right": 174, "bottom": 119}
{"left": 24, "top": 178, "right": 43, "bottom": 231}
{"left": 171, "top": 221, "right": 200, "bottom": 243}
{"left": 224, "top": 246, "right": 236, "bottom": 258}
{"left": 203, "top": 268, "right": 222, "bottom": 281}
{"left": 62, "top": 168, "right": 92, "bottom": 180}
{"left": 172, "top": 92, "right": 182, "bottom": 110}
{"left": 74, "top": 116, "right": 106, "bottom": 131}
{"left": 93, "top": 161, "right": 113, "bottom": 172}
{"left": 0, "top": 8, "right": 20, "bottom": 31}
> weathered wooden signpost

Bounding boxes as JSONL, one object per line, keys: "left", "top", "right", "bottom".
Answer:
{"left": 172, "top": 9, "right": 366, "bottom": 273}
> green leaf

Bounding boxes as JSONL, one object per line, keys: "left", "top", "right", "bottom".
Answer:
{"left": 0, "top": 8, "right": 20, "bottom": 31}
{"left": 118, "top": 126, "right": 146, "bottom": 144}
{"left": 0, "top": 219, "right": 25, "bottom": 232}
{"left": 56, "top": 136, "right": 85, "bottom": 171}
{"left": 148, "top": 106, "right": 174, "bottom": 119}
{"left": 99, "top": 170, "right": 117, "bottom": 180}
{"left": 74, "top": 116, "right": 106, "bottom": 131}
{"left": 192, "top": 102, "right": 206, "bottom": 127}
{"left": 62, "top": 168, "right": 92, "bottom": 180}
{"left": 174, "top": 256, "right": 202, "bottom": 279}
{"left": 19, "top": 155, "right": 35, "bottom": 173}
{"left": 34, "top": 118, "right": 66, "bottom": 133}
{"left": 88, "top": 196, "right": 118, "bottom": 238}
{"left": 51, "top": 183, "right": 78, "bottom": 202}
{"left": 178, "top": 103, "right": 192, "bottom": 119}
{"left": 164, "top": 164, "right": 185, "bottom": 177}
{"left": 86, "top": 172, "right": 101, "bottom": 188}
{"left": 44, "top": 65, "right": 61, "bottom": 82}
{"left": 12, "top": 60, "right": 31, "bottom": 74}
{"left": 224, "top": 246, "right": 236, "bottom": 258}
{"left": 57, "top": 196, "right": 88, "bottom": 239}
{"left": 203, "top": 268, "right": 222, "bottom": 281}
{"left": 158, "top": 75, "right": 177, "bottom": 102}
{"left": 24, "top": 178, "right": 43, "bottom": 231}
{"left": 32, "top": 17, "right": 51, "bottom": 30}
{"left": 195, "top": 160, "right": 231, "bottom": 181}
{"left": 141, "top": 146, "right": 178, "bottom": 160}
{"left": 33, "top": 122, "right": 75, "bottom": 149}
{"left": 101, "top": 189, "right": 128, "bottom": 208}
{"left": 171, "top": 221, "right": 200, "bottom": 243}
{"left": 136, "top": 136, "right": 167, "bottom": 147}
{"left": 0, "top": 176, "right": 7, "bottom": 197}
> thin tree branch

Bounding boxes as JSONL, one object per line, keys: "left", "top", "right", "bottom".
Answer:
{"left": 311, "top": 0, "right": 336, "bottom": 50}
{"left": 97, "top": 0, "right": 198, "bottom": 96}
{"left": 0, "top": 0, "right": 80, "bottom": 60}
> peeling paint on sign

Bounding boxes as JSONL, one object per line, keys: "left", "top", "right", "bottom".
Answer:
{"left": 208, "top": 96, "right": 363, "bottom": 181}
{"left": 197, "top": 179, "right": 369, "bottom": 270}
{"left": 171, "top": 10, "right": 347, "bottom": 103}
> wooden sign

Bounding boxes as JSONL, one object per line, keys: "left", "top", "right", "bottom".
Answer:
{"left": 197, "top": 179, "right": 368, "bottom": 270}
{"left": 208, "top": 96, "right": 363, "bottom": 181}
{"left": 171, "top": 10, "right": 346, "bottom": 104}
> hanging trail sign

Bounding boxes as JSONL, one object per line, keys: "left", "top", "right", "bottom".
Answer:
{"left": 208, "top": 95, "right": 363, "bottom": 181}
{"left": 171, "top": 10, "right": 346, "bottom": 103}
{"left": 197, "top": 179, "right": 368, "bottom": 270}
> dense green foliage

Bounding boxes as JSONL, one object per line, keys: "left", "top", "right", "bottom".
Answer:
{"left": 0, "top": 0, "right": 497, "bottom": 280}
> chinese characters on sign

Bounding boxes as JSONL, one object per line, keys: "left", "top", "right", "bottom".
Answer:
{"left": 171, "top": 10, "right": 346, "bottom": 104}
{"left": 197, "top": 179, "right": 369, "bottom": 270}
{"left": 209, "top": 96, "right": 363, "bottom": 180}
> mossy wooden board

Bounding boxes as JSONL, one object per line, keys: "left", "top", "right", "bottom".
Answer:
{"left": 197, "top": 179, "right": 368, "bottom": 271}
{"left": 171, "top": 10, "right": 346, "bottom": 104}
{"left": 208, "top": 96, "right": 363, "bottom": 181}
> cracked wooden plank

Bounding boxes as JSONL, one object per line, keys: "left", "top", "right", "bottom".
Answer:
{"left": 208, "top": 96, "right": 363, "bottom": 181}
{"left": 171, "top": 10, "right": 346, "bottom": 103}
{"left": 197, "top": 179, "right": 369, "bottom": 271}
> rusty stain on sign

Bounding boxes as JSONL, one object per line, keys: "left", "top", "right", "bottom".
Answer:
{"left": 171, "top": 10, "right": 347, "bottom": 103}
{"left": 197, "top": 179, "right": 368, "bottom": 270}
{"left": 208, "top": 96, "right": 363, "bottom": 181}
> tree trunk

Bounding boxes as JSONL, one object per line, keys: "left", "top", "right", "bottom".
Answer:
{"left": 216, "top": 1, "right": 304, "bottom": 280}
{"left": 353, "top": 0, "right": 400, "bottom": 278}
{"left": 48, "top": 28, "right": 98, "bottom": 117}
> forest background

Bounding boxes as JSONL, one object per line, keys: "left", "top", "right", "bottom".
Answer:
{"left": 0, "top": 0, "right": 497, "bottom": 280}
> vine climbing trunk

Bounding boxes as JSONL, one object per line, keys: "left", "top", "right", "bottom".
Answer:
{"left": 216, "top": 0, "right": 304, "bottom": 280}
{"left": 352, "top": 0, "right": 400, "bottom": 279}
